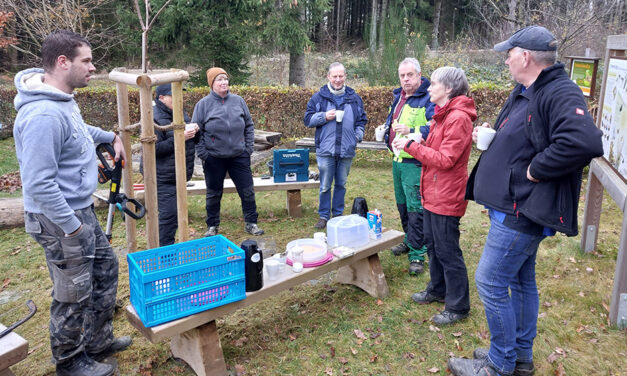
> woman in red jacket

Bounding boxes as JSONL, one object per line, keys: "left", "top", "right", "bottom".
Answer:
{"left": 393, "top": 66, "right": 477, "bottom": 326}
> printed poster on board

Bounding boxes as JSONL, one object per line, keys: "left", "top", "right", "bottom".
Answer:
{"left": 600, "top": 58, "right": 627, "bottom": 179}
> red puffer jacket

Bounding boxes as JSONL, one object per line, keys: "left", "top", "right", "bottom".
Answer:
{"left": 404, "top": 95, "right": 477, "bottom": 217}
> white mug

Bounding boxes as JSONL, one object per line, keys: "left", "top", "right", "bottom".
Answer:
{"left": 375, "top": 125, "right": 385, "bottom": 142}
{"left": 313, "top": 232, "right": 327, "bottom": 243}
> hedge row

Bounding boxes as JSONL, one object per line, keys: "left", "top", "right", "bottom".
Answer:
{"left": 0, "top": 85, "right": 511, "bottom": 141}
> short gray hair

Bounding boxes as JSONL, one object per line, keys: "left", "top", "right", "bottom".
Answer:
{"left": 431, "top": 66, "right": 469, "bottom": 99}
{"left": 398, "top": 57, "right": 421, "bottom": 74}
{"left": 527, "top": 49, "right": 558, "bottom": 66}
{"left": 328, "top": 62, "right": 346, "bottom": 74}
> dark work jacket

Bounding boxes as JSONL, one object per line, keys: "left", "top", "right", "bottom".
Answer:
{"left": 466, "top": 63, "right": 603, "bottom": 236}
{"left": 153, "top": 99, "right": 198, "bottom": 184}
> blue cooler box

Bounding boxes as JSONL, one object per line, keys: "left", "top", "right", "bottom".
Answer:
{"left": 273, "top": 149, "right": 309, "bottom": 182}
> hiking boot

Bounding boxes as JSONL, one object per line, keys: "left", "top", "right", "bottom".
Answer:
{"left": 432, "top": 310, "right": 468, "bottom": 325}
{"left": 245, "top": 222, "right": 264, "bottom": 236}
{"left": 204, "top": 226, "right": 219, "bottom": 237}
{"left": 56, "top": 352, "right": 114, "bottom": 376}
{"left": 88, "top": 336, "right": 132, "bottom": 362}
{"left": 314, "top": 218, "right": 327, "bottom": 229}
{"left": 411, "top": 290, "right": 445, "bottom": 305}
{"left": 408, "top": 260, "right": 425, "bottom": 275}
{"left": 448, "top": 357, "right": 498, "bottom": 376}
{"left": 391, "top": 242, "right": 409, "bottom": 256}
{"left": 473, "top": 348, "right": 535, "bottom": 376}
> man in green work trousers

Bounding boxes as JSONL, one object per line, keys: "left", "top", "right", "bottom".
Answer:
{"left": 383, "top": 57, "right": 435, "bottom": 275}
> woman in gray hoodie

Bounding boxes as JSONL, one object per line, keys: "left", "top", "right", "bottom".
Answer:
{"left": 193, "top": 67, "right": 264, "bottom": 237}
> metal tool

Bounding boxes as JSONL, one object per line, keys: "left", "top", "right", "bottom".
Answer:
{"left": 0, "top": 300, "right": 37, "bottom": 339}
{"left": 96, "top": 143, "right": 146, "bottom": 242}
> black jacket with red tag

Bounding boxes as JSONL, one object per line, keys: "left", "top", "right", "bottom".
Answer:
{"left": 466, "top": 63, "right": 603, "bottom": 236}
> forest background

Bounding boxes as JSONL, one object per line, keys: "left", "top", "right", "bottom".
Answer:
{"left": 1, "top": 0, "right": 626, "bottom": 87}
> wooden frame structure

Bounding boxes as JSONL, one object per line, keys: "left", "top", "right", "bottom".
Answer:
{"left": 580, "top": 35, "right": 627, "bottom": 328}
{"left": 108, "top": 68, "right": 190, "bottom": 251}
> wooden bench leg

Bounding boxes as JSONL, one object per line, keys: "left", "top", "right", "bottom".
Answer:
{"left": 286, "top": 189, "right": 302, "bottom": 218}
{"left": 170, "top": 320, "right": 227, "bottom": 376}
{"left": 336, "top": 254, "right": 389, "bottom": 298}
{"left": 0, "top": 368, "right": 16, "bottom": 376}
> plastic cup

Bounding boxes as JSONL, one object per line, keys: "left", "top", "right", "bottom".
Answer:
{"left": 375, "top": 125, "right": 385, "bottom": 142}
{"left": 266, "top": 259, "right": 280, "bottom": 280}
{"left": 274, "top": 252, "right": 287, "bottom": 273}
{"left": 313, "top": 232, "right": 327, "bottom": 243}
{"left": 290, "top": 246, "right": 304, "bottom": 264}
{"left": 185, "top": 123, "right": 197, "bottom": 132}
{"left": 335, "top": 110, "right": 344, "bottom": 122}
{"left": 477, "top": 127, "right": 496, "bottom": 150}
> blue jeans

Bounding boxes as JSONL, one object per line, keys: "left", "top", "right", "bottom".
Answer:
{"left": 475, "top": 217, "right": 545, "bottom": 375}
{"left": 317, "top": 156, "right": 352, "bottom": 220}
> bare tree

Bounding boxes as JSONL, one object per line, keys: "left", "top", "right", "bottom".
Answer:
{"left": 132, "top": 0, "right": 172, "bottom": 73}
{"left": 3, "top": 0, "right": 120, "bottom": 66}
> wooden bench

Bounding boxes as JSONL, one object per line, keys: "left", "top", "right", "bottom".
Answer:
{"left": 295, "top": 137, "right": 389, "bottom": 152}
{"left": 94, "top": 177, "right": 320, "bottom": 218}
{"left": 125, "top": 229, "right": 403, "bottom": 376}
{"left": 0, "top": 324, "right": 28, "bottom": 376}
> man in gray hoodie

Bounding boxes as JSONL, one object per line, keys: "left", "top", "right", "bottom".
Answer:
{"left": 13, "top": 30, "right": 130, "bottom": 376}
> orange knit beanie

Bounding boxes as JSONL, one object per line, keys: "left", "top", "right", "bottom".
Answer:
{"left": 206, "top": 67, "right": 228, "bottom": 87}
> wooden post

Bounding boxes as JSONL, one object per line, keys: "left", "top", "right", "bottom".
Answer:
{"left": 114, "top": 75, "right": 138, "bottom": 253}
{"left": 171, "top": 77, "right": 189, "bottom": 243}
{"left": 139, "top": 81, "right": 160, "bottom": 249}
{"left": 170, "top": 321, "right": 228, "bottom": 376}
{"left": 581, "top": 167, "right": 604, "bottom": 252}
{"left": 611, "top": 212, "right": 627, "bottom": 325}
{"left": 286, "top": 190, "right": 302, "bottom": 217}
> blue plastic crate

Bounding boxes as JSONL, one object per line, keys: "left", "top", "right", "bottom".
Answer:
{"left": 127, "top": 235, "right": 246, "bottom": 327}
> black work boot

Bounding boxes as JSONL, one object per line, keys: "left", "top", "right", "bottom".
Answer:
{"left": 432, "top": 310, "right": 468, "bottom": 325}
{"left": 411, "top": 290, "right": 445, "bottom": 304}
{"left": 88, "top": 336, "right": 132, "bottom": 362}
{"left": 408, "top": 260, "right": 424, "bottom": 275}
{"left": 447, "top": 357, "right": 498, "bottom": 376}
{"left": 391, "top": 242, "right": 409, "bottom": 256}
{"left": 56, "top": 352, "right": 114, "bottom": 376}
{"left": 474, "top": 348, "right": 535, "bottom": 376}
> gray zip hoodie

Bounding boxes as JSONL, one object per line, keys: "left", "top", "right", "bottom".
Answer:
{"left": 13, "top": 68, "right": 115, "bottom": 234}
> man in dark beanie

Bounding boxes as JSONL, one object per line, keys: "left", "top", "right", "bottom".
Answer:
{"left": 449, "top": 25, "right": 603, "bottom": 376}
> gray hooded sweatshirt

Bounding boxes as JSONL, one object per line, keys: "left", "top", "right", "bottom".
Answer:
{"left": 13, "top": 68, "right": 115, "bottom": 234}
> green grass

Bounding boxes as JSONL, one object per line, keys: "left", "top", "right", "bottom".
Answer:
{"left": 0, "top": 149, "right": 625, "bottom": 376}
{"left": 0, "top": 137, "right": 19, "bottom": 176}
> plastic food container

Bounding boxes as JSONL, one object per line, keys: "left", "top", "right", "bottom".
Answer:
{"left": 327, "top": 215, "right": 370, "bottom": 248}
{"left": 286, "top": 239, "right": 327, "bottom": 262}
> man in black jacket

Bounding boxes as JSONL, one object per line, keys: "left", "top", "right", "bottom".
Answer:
{"left": 153, "top": 83, "right": 199, "bottom": 246}
{"left": 448, "top": 26, "right": 603, "bottom": 376}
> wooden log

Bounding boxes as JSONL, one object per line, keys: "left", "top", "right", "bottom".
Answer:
{"left": 109, "top": 68, "right": 189, "bottom": 87}
{"left": 0, "top": 323, "right": 28, "bottom": 374}
{"left": 295, "top": 137, "right": 388, "bottom": 151}
{"left": 115, "top": 78, "right": 138, "bottom": 253}
{"left": 336, "top": 254, "right": 389, "bottom": 298}
{"left": 254, "top": 130, "right": 282, "bottom": 145}
{"left": 171, "top": 79, "right": 189, "bottom": 243}
{"left": 170, "top": 321, "right": 227, "bottom": 376}
{"left": 139, "top": 83, "right": 160, "bottom": 249}
{"left": 0, "top": 199, "right": 25, "bottom": 228}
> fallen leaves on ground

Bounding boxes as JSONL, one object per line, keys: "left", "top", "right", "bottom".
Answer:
{"left": 234, "top": 336, "right": 248, "bottom": 347}
{"left": 0, "top": 171, "right": 21, "bottom": 192}
{"left": 547, "top": 347, "right": 567, "bottom": 363}
{"left": 554, "top": 363, "right": 566, "bottom": 376}
{"left": 427, "top": 366, "right": 440, "bottom": 373}
{"left": 369, "top": 354, "right": 378, "bottom": 363}
{"left": 338, "top": 357, "right": 348, "bottom": 364}
{"left": 234, "top": 364, "right": 246, "bottom": 375}
{"left": 2, "top": 278, "right": 9, "bottom": 289}
{"left": 353, "top": 329, "right": 367, "bottom": 340}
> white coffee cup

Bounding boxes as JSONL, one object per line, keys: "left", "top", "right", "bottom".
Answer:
{"left": 185, "top": 123, "right": 197, "bottom": 132}
{"left": 266, "top": 259, "right": 280, "bottom": 280}
{"left": 477, "top": 127, "right": 496, "bottom": 150}
{"left": 335, "top": 110, "right": 345, "bottom": 122}
{"left": 375, "top": 125, "right": 385, "bottom": 142}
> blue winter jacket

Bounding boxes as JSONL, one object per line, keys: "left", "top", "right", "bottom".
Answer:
{"left": 304, "top": 84, "right": 367, "bottom": 158}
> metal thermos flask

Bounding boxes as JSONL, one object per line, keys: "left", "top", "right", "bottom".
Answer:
{"left": 241, "top": 239, "right": 263, "bottom": 292}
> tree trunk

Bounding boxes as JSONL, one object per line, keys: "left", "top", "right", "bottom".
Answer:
{"left": 336, "top": 0, "right": 342, "bottom": 51}
{"left": 369, "top": 0, "right": 377, "bottom": 54}
{"left": 378, "top": 0, "right": 387, "bottom": 49}
{"left": 431, "top": 0, "right": 442, "bottom": 50}
{"left": 289, "top": 52, "right": 306, "bottom": 86}
{"left": 507, "top": 0, "right": 518, "bottom": 35}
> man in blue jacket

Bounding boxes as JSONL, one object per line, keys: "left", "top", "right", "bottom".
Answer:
{"left": 13, "top": 30, "right": 131, "bottom": 376}
{"left": 448, "top": 26, "right": 603, "bottom": 376}
{"left": 304, "top": 62, "right": 368, "bottom": 229}
{"left": 384, "top": 58, "right": 435, "bottom": 275}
